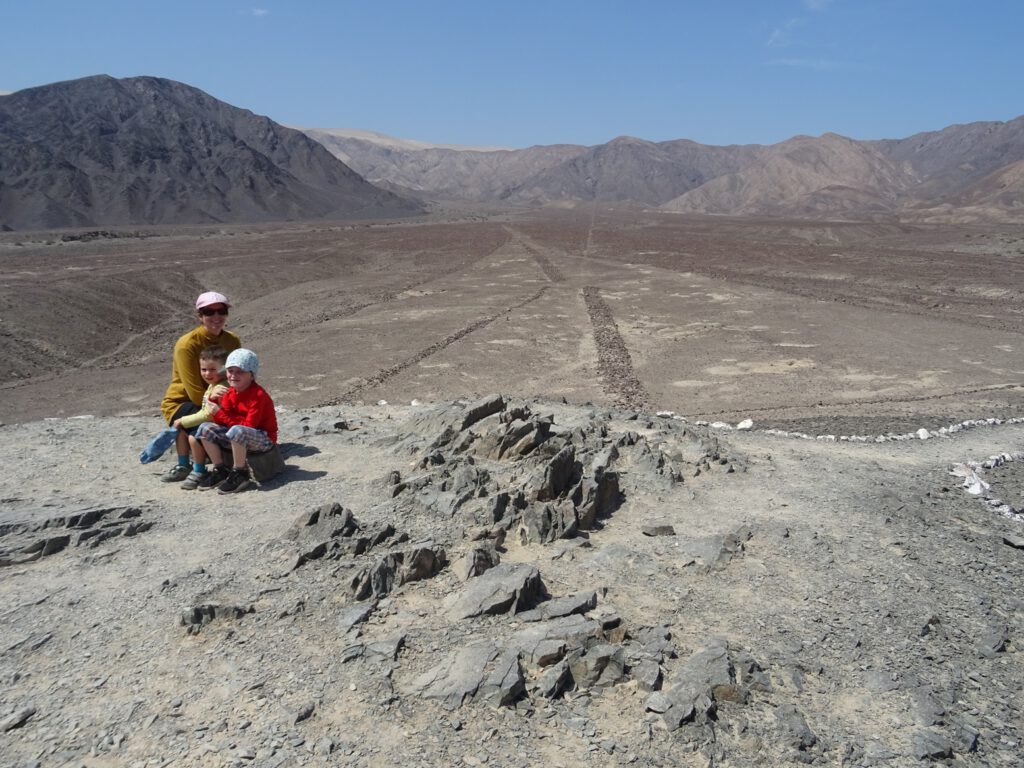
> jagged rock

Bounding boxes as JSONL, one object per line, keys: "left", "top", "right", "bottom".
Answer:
{"left": 574, "top": 445, "right": 621, "bottom": 522}
{"left": 28, "top": 535, "right": 71, "bottom": 557}
{"left": 287, "top": 502, "right": 358, "bottom": 541}
{"left": 447, "top": 563, "right": 546, "bottom": 619}
{"left": 1, "top": 707, "right": 35, "bottom": 732}
{"left": 777, "top": 705, "right": 817, "bottom": 750}
{"left": 365, "top": 632, "right": 406, "bottom": 661}
{"left": 517, "top": 501, "right": 579, "bottom": 544}
{"left": 512, "top": 614, "right": 606, "bottom": 665}
{"left": 567, "top": 643, "right": 626, "bottom": 688}
{"left": 467, "top": 526, "right": 507, "bottom": 548}
{"left": 294, "top": 702, "right": 315, "bottom": 724}
{"left": 349, "top": 543, "right": 447, "bottom": 600}
{"left": 338, "top": 602, "right": 376, "bottom": 635}
{"left": 460, "top": 394, "right": 505, "bottom": 430}
{"left": 291, "top": 518, "right": 399, "bottom": 571}
{"left": 504, "top": 420, "right": 552, "bottom": 459}
{"left": 645, "top": 691, "right": 671, "bottom": 713}
{"left": 657, "top": 638, "right": 748, "bottom": 730}
{"left": 314, "top": 737, "right": 335, "bottom": 756}
{"left": 530, "top": 639, "right": 568, "bottom": 667}
{"left": 733, "top": 651, "right": 771, "bottom": 692}
{"left": 631, "top": 659, "right": 663, "bottom": 691}
{"left": 912, "top": 729, "right": 952, "bottom": 760}
{"left": 951, "top": 718, "right": 980, "bottom": 754}
{"left": 405, "top": 642, "right": 499, "bottom": 710}
{"left": 531, "top": 660, "right": 572, "bottom": 699}
{"left": 476, "top": 650, "right": 525, "bottom": 708}
{"left": 452, "top": 546, "right": 501, "bottom": 581}
{"left": 642, "top": 525, "right": 676, "bottom": 537}
{"left": 535, "top": 444, "right": 580, "bottom": 501}
{"left": 978, "top": 624, "right": 1008, "bottom": 657}
{"left": 341, "top": 644, "right": 365, "bottom": 663}
{"left": 517, "top": 591, "right": 597, "bottom": 622}
{"left": 180, "top": 604, "right": 254, "bottom": 634}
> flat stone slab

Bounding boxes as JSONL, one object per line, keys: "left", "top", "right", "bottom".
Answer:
{"left": 446, "top": 563, "right": 546, "bottom": 619}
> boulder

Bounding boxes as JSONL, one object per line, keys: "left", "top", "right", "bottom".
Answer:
{"left": 452, "top": 546, "right": 501, "bottom": 581}
{"left": 460, "top": 394, "right": 505, "bottom": 431}
{"left": 447, "top": 563, "right": 547, "bottom": 619}
{"left": 517, "top": 591, "right": 597, "bottom": 623}
{"left": 349, "top": 543, "right": 447, "bottom": 601}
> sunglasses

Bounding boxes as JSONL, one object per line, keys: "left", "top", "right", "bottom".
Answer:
{"left": 198, "top": 307, "right": 229, "bottom": 317}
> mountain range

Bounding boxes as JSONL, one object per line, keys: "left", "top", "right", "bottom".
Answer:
{"left": 0, "top": 76, "right": 422, "bottom": 230}
{"left": 309, "top": 118, "right": 1024, "bottom": 222}
{"left": 2, "top": 74, "right": 1022, "bottom": 229}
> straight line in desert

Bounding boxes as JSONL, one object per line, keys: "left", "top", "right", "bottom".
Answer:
{"left": 582, "top": 286, "right": 650, "bottom": 411}
{"left": 318, "top": 287, "right": 550, "bottom": 405}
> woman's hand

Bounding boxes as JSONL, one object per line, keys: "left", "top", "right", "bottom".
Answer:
{"left": 171, "top": 419, "right": 183, "bottom": 429}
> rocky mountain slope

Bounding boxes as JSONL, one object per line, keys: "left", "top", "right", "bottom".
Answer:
{"left": 304, "top": 128, "right": 587, "bottom": 201}
{"left": 310, "top": 117, "right": 1024, "bottom": 221}
{"left": 660, "top": 133, "right": 916, "bottom": 217}
{"left": 0, "top": 76, "right": 422, "bottom": 230}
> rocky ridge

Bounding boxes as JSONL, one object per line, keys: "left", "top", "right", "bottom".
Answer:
{"left": 1, "top": 395, "right": 1022, "bottom": 767}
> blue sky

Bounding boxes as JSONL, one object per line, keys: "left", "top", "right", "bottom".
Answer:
{"left": 1, "top": 1, "right": 1021, "bottom": 148}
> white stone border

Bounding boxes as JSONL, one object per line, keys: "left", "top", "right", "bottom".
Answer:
{"left": 949, "top": 453, "right": 1024, "bottom": 522}
{"left": 655, "top": 411, "right": 1024, "bottom": 444}
{"left": 656, "top": 410, "right": 1024, "bottom": 522}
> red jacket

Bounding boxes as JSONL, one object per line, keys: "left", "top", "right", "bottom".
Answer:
{"left": 213, "top": 382, "right": 278, "bottom": 444}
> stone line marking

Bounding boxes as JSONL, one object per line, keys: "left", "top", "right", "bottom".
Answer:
{"left": 949, "top": 452, "right": 1024, "bottom": 523}
{"left": 321, "top": 287, "right": 550, "bottom": 405}
{"left": 582, "top": 286, "right": 649, "bottom": 411}
{"left": 522, "top": 243, "right": 566, "bottom": 284}
{"left": 503, "top": 227, "right": 566, "bottom": 283}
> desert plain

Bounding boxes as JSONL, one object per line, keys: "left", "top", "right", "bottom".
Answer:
{"left": 1, "top": 209, "right": 1023, "bottom": 767}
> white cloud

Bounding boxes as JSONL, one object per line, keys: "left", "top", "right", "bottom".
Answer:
{"left": 766, "top": 17, "right": 805, "bottom": 47}
{"left": 0, "top": 90, "right": 11, "bottom": 96}
{"left": 803, "top": 0, "right": 833, "bottom": 9}
{"left": 251, "top": 8, "right": 269, "bottom": 16}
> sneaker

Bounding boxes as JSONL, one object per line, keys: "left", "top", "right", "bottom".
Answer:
{"left": 160, "top": 464, "right": 191, "bottom": 483}
{"left": 180, "top": 471, "right": 205, "bottom": 491}
{"left": 196, "top": 465, "right": 230, "bottom": 491}
{"left": 217, "top": 467, "right": 253, "bottom": 494}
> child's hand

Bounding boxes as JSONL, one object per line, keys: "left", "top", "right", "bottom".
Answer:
{"left": 208, "top": 402, "right": 221, "bottom": 415}
{"left": 171, "top": 419, "right": 182, "bottom": 429}
{"left": 210, "top": 385, "right": 228, "bottom": 402}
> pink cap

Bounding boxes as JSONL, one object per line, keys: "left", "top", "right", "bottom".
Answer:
{"left": 195, "top": 291, "right": 232, "bottom": 310}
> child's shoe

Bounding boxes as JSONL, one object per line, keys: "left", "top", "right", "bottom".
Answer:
{"left": 197, "top": 465, "right": 230, "bottom": 491}
{"left": 217, "top": 467, "right": 253, "bottom": 494}
{"left": 160, "top": 464, "right": 191, "bottom": 482}
{"left": 180, "top": 471, "right": 205, "bottom": 491}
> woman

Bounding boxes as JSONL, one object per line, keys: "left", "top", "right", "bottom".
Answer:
{"left": 158, "top": 291, "right": 242, "bottom": 482}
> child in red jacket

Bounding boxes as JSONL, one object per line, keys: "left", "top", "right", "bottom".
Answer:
{"left": 192, "top": 348, "right": 277, "bottom": 494}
